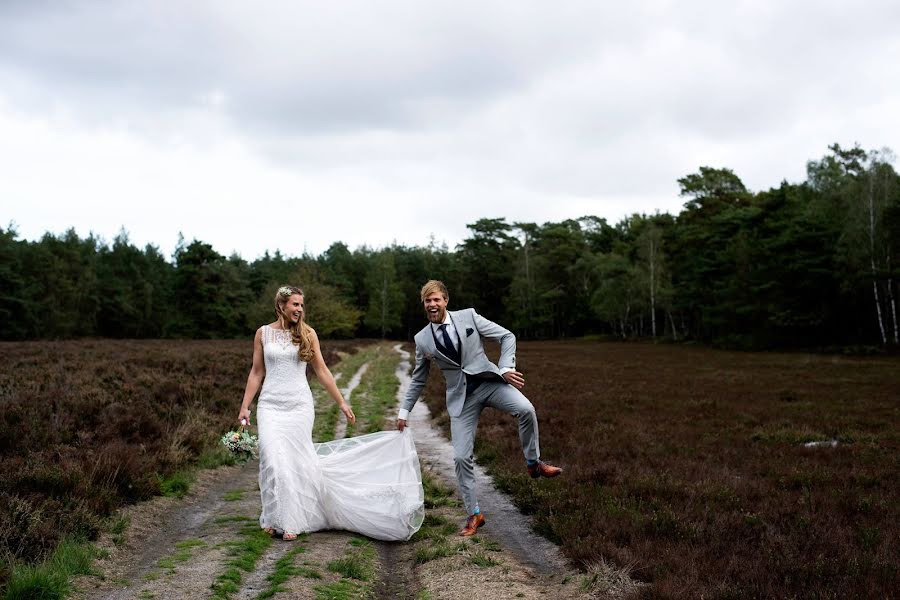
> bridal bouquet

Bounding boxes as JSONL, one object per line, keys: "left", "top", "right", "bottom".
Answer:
{"left": 221, "top": 420, "right": 259, "bottom": 464}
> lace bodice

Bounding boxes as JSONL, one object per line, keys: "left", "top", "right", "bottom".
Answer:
{"left": 258, "top": 324, "right": 312, "bottom": 410}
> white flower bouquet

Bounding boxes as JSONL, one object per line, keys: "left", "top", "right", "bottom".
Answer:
{"left": 221, "top": 420, "right": 259, "bottom": 464}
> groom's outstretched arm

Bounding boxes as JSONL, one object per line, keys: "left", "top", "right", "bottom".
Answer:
{"left": 471, "top": 309, "right": 525, "bottom": 389}
{"left": 397, "top": 343, "right": 430, "bottom": 431}
{"left": 470, "top": 309, "right": 516, "bottom": 370}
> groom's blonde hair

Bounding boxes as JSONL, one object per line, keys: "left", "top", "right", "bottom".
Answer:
{"left": 420, "top": 280, "right": 449, "bottom": 302}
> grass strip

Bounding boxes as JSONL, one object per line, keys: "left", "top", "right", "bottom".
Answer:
{"left": 210, "top": 525, "right": 273, "bottom": 599}
{"left": 254, "top": 534, "right": 309, "bottom": 599}
{"left": 313, "top": 578, "right": 366, "bottom": 600}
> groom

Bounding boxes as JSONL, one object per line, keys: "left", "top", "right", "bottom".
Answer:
{"left": 397, "top": 280, "right": 561, "bottom": 536}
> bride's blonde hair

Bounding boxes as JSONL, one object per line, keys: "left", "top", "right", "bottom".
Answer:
{"left": 274, "top": 285, "right": 315, "bottom": 362}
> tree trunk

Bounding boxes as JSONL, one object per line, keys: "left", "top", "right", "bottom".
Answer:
{"left": 649, "top": 239, "right": 657, "bottom": 338}
{"left": 668, "top": 310, "right": 678, "bottom": 341}
{"left": 380, "top": 275, "right": 387, "bottom": 338}
{"left": 868, "top": 176, "right": 888, "bottom": 345}
{"left": 887, "top": 255, "right": 899, "bottom": 344}
{"left": 888, "top": 278, "right": 899, "bottom": 344}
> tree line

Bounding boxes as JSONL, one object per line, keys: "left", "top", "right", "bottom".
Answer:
{"left": 2, "top": 144, "right": 898, "bottom": 349}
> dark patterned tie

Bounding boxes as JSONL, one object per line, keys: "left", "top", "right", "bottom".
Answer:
{"left": 438, "top": 324, "right": 460, "bottom": 363}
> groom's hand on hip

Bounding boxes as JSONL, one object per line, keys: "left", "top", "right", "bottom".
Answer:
{"left": 397, "top": 418, "right": 407, "bottom": 431}
{"left": 502, "top": 370, "right": 525, "bottom": 389}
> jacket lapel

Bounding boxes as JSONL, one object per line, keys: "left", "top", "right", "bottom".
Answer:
{"left": 450, "top": 313, "right": 466, "bottom": 366}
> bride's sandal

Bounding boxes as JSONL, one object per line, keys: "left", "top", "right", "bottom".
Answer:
{"left": 263, "top": 527, "right": 275, "bottom": 537}
{"left": 283, "top": 532, "right": 298, "bottom": 541}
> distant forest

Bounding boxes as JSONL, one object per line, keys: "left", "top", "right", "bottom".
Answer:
{"left": 2, "top": 144, "right": 898, "bottom": 349}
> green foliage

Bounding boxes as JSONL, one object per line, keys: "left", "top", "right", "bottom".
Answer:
{"left": 1, "top": 539, "right": 99, "bottom": 600}
{"left": 157, "top": 471, "right": 195, "bottom": 498}
{"left": 2, "top": 142, "right": 899, "bottom": 347}
{"left": 363, "top": 250, "right": 404, "bottom": 337}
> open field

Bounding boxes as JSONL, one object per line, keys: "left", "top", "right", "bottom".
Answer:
{"left": 419, "top": 341, "right": 900, "bottom": 598}
{"left": 3, "top": 338, "right": 898, "bottom": 598}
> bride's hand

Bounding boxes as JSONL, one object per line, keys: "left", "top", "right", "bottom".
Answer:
{"left": 340, "top": 402, "right": 356, "bottom": 424}
{"left": 238, "top": 407, "right": 251, "bottom": 426}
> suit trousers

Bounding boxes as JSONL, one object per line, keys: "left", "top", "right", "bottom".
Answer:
{"left": 450, "top": 381, "right": 540, "bottom": 515}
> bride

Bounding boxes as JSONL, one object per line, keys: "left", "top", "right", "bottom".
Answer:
{"left": 237, "top": 285, "right": 424, "bottom": 541}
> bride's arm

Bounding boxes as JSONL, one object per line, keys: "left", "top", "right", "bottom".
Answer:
{"left": 238, "top": 327, "right": 265, "bottom": 425}
{"left": 308, "top": 329, "right": 356, "bottom": 424}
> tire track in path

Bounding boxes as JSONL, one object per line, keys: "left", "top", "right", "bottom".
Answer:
{"left": 332, "top": 362, "right": 368, "bottom": 440}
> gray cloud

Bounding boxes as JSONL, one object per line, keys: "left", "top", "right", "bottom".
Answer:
{"left": 1, "top": 1, "right": 899, "bottom": 258}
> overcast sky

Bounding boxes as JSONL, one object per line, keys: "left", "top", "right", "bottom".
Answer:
{"left": 1, "top": 1, "right": 898, "bottom": 260}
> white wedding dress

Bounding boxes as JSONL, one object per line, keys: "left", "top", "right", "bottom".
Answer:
{"left": 256, "top": 325, "right": 424, "bottom": 541}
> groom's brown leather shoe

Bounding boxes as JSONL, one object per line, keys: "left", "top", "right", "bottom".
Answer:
{"left": 459, "top": 513, "right": 486, "bottom": 536}
{"left": 527, "top": 460, "right": 563, "bottom": 479}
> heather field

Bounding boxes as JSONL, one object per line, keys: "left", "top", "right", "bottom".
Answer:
{"left": 0, "top": 338, "right": 359, "bottom": 583}
{"left": 418, "top": 341, "right": 900, "bottom": 598}
{"left": 2, "top": 339, "right": 898, "bottom": 598}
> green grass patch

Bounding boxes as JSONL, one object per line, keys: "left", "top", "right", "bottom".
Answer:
{"left": 157, "top": 470, "right": 196, "bottom": 498}
{"left": 471, "top": 537, "right": 502, "bottom": 552}
{"left": 214, "top": 515, "right": 256, "bottom": 525}
{"left": 297, "top": 566, "right": 322, "bottom": 579}
{"left": 210, "top": 525, "right": 272, "bottom": 598}
{"left": 411, "top": 513, "right": 457, "bottom": 542}
{"left": 469, "top": 550, "right": 501, "bottom": 567}
{"left": 223, "top": 490, "right": 244, "bottom": 502}
{"left": 326, "top": 556, "right": 371, "bottom": 581}
{"left": 110, "top": 515, "right": 130, "bottom": 535}
{"left": 423, "top": 473, "right": 459, "bottom": 508}
{"left": 313, "top": 578, "right": 365, "bottom": 600}
{"left": 197, "top": 445, "right": 238, "bottom": 469}
{"left": 414, "top": 540, "right": 467, "bottom": 565}
{"left": 154, "top": 538, "right": 206, "bottom": 574}
{"left": 1, "top": 538, "right": 100, "bottom": 600}
{"left": 325, "top": 536, "right": 376, "bottom": 583}
{"left": 109, "top": 515, "right": 130, "bottom": 546}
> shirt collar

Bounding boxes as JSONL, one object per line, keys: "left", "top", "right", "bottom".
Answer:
{"left": 431, "top": 311, "right": 452, "bottom": 329}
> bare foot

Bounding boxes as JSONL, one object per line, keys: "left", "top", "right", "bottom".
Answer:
{"left": 283, "top": 532, "right": 298, "bottom": 541}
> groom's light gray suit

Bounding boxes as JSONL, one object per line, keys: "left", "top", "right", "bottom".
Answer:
{"left": 401, "top": 308, "right": 540, "bottom": 514}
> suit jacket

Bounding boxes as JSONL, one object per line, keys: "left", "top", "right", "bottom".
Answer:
{"left": 402, "top": 308, "right": 516, "bottom": 418}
